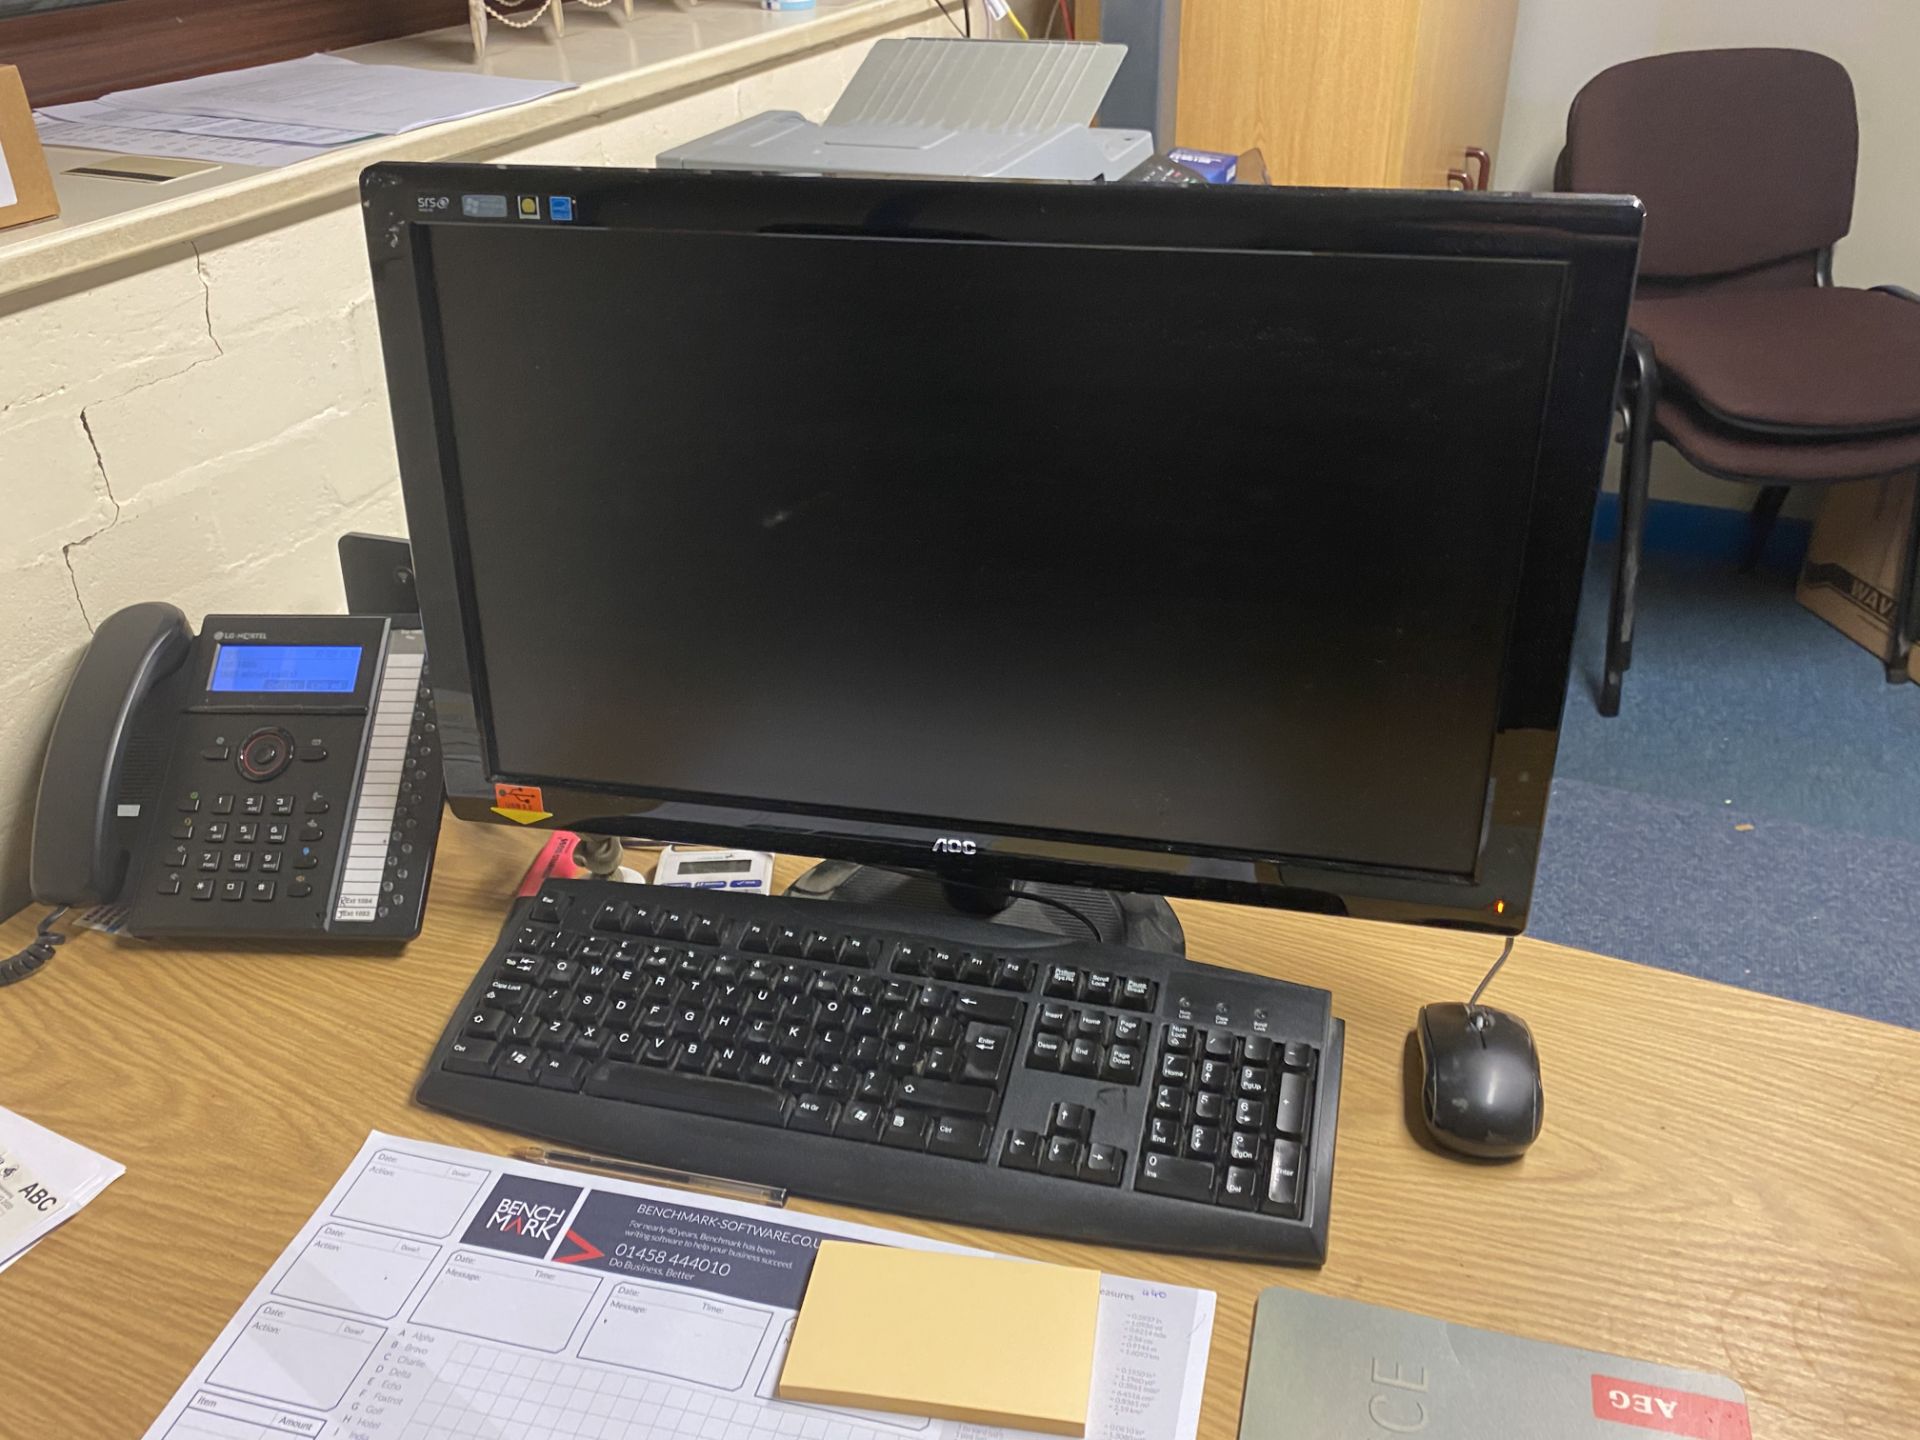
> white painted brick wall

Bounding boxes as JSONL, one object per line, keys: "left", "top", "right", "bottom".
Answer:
{"left": 0, "top": 20, "right": 945, "bottom": 918}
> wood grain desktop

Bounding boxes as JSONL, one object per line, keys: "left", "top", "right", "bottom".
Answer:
{"left": 1, "top": 819, "right": 1916, "bottom": 1437}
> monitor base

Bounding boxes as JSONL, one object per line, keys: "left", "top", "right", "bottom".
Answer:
{"left": 785, "top": 860, "right": 1186, "bottom": 955}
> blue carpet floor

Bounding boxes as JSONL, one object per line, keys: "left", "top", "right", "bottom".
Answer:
{"left": 1529, "top": 522, "right": 1920, "bottom": 1030}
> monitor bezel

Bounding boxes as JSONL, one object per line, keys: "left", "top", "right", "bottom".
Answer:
{"left": 363, "top": 163, "right": 1641, "bottom": 935}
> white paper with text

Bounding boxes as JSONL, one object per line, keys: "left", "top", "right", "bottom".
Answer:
{"left": 141, "top": 1131, "right": 1215, "bottom": 1440}
{"left": 0, "top": 1105, "right": 124, "bottom": 1274}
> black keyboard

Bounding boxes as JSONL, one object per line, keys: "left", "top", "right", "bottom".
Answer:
{"left": 417, "top": 879, "right": 1345, "bottom": 1263}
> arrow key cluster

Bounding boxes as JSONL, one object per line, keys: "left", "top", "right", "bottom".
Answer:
{"left": 1000, "top": 1101, "right": 1126, "bottom": 1187}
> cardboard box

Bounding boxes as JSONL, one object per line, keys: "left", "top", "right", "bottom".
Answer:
{"left": 1795, "top": 472, "right": 1919, "bottom": 682}
{"left": 0, "top": 65, "right": 59, "bottom": 232}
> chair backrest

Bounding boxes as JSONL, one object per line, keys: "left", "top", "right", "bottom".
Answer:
{"left": 1559, "top": 48, "right": 1857, "bottom": 282}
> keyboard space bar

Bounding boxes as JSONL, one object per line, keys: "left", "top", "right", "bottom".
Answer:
{"left": 584, "top": 1063, "right": 789, "bottom": 1124}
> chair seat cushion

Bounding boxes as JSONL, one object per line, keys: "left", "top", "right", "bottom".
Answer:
{"left": 1656, "top": 391, "right": 1920, "bottom": 484}
{"left": 1634, "top": 287, "right": 1920, "bottom": 434}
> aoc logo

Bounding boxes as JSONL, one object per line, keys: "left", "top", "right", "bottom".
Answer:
{"left": 460, "top": 1175, "right": 582, "bottom": 1258}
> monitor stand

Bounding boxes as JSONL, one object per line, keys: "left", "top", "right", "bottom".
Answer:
{"left": 786, "top": 861, "right": 1186, "bottom": 955}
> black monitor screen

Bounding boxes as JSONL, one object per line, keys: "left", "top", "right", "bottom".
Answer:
{"left": 424, "top": 223, "right": 1564, "bottom": 878}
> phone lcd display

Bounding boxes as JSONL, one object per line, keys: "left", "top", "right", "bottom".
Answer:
{"left": 209, "top": 645, "right": 362, "bottom": 694}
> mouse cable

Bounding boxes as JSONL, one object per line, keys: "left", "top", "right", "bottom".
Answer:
{"left": 1466, "top": 935, "right": 1515, "bottom": 1012}
{"left": 0, "top": 906, "right": 70, "bottom": 988}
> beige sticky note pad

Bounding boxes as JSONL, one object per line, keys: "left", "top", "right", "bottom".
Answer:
{"left": 778, "top": 1241, "right": 1101, "bottom": 1435}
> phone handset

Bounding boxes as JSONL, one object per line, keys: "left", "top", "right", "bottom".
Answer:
{"left": 30, "top": 601, "right": 193, "bottom": 907}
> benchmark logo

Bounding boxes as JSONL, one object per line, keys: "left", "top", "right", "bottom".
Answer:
{"left": 461, "top": 1175, "right": 583, "bottom": 1258}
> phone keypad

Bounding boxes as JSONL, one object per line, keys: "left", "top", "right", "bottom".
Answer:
{"left": 169, "top": 779, "right": 305, "bottom": 901}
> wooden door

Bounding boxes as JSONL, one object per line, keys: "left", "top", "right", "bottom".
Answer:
{"left": 1173, "top": 0, "right": 1424, "bottom": 188}
{"left": 1084, "top": 0, "right": 1519, "bottom": 191}
{"left": 1395, "top": 0, "right": 1520, "bottom": 189}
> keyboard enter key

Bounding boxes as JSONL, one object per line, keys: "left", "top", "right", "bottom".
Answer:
{"left": 959, "top": 1023, "right": 1012, "bottom": 1084}
{"left": 892, "top": 1075, "right": 996, "bottom": 1116}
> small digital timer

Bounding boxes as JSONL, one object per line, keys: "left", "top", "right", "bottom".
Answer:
{"left": 652, "top": 846, "right": 774, "bottom": 892}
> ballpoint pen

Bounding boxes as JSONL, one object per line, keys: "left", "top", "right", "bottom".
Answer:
{"left": 513, "top": 1146, "right": 788, "bottom": 1207}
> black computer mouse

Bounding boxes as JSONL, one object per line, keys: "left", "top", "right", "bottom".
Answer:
{"left": 1415, "top": 1002, "right": 1544, "bottom": 1158}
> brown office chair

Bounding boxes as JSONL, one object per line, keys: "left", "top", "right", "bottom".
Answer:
{"left": 1558, "top": 48, "right": 1920, "bottom": 714}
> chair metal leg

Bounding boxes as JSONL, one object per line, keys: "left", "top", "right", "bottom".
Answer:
{"left": 1742, "top": 485, "right": 1790, "bottom": 573}
{"left": 1602, "top": 334, "right": 1658, "bottom": 717}
{"left": 1887, "top": 467, "right": 1920, "bottom": 683}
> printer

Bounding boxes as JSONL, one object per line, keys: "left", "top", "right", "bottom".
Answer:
{"left": 657, "top": 38, "right": 1154, "bottom": 182}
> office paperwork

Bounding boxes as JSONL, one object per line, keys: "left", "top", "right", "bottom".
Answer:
{"left": 0, "top": 1104, "right": 123, "bottom": 1275}
{"left": 42, "top": 101, "right": 375, "bottom": 146}
{"left": 97, "top": 55, "right": 573, "bottom": 136}
{"left": 142, "top": 1132, "right": 1216, "bottom": 1440}
{"left": 34, "top": 117, "right": 336, "bottom": 170}
{"left": 778, "top": 1241, "right": 1101, "bottom": 1434}
{"left": 36, "top": 54, "right": 573, "bottom": 167}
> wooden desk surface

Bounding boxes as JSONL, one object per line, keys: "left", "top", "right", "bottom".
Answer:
{"left": 3, "top": 820, "right": 1917, "bottom": 1438}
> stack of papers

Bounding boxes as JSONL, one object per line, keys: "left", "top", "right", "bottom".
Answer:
{"left": 35, "top": 53, "right": 574, "bottom": 169}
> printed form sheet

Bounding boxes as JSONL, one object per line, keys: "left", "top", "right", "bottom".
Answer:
{"left": 143, "top": 1133, "right": 1215, "bottom": 1440}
